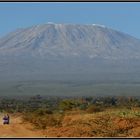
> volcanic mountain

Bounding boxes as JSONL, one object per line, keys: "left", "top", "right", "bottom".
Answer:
{"left": 0, "top": 23, "right": 140, "bottom": 81}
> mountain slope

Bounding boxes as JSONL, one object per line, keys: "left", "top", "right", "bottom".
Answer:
{"left": 0, "top": 23, "right": 140, "bottom": 82}
{"left": 0, "top": 23, "right": 140, "bottom": 59}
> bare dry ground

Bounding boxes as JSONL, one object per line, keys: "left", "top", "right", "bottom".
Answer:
{"left": 0, "top": 114, "right": 45, "bottom": 138}
{"left": 0, "top": 108, "right": 140, "bottom": 138}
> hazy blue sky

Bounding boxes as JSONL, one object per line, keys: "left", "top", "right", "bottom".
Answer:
{"left": 0, "top": 2, "right": 140, "bottom": 38}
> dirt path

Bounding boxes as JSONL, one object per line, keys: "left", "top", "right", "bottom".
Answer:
{"left": 0, "top": 114, "right": 45, "bottom": 138}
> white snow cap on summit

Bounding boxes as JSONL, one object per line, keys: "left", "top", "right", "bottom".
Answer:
{"left": 47, "top": 22, "right": 55, "bottom": 24}
{"left": 92, "top": 24, "right": 106, "bottom": 28}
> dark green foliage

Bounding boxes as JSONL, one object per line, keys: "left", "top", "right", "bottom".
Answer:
{"left": 59, "top": 99, "right": 78, "bottom": 111}
{"left": 79, "top": 103, "right": 87, "bottom": 110}
{"left": 1, "top": 95, "right": 140, "bottom": 115}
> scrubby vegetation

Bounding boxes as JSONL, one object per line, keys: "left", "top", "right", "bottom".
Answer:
{"left": 1, "top": 95, "right": 140, "bottom": 137}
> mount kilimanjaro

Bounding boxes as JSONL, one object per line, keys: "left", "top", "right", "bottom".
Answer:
{"left": 0, "top": 23, "right": 140, "bottom": 82}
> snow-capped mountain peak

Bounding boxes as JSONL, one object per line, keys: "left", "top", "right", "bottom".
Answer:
{"left": 0, "top": 23, "right": 140, "bottom": 60}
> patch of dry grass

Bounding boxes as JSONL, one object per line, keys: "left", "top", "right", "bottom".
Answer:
{"left": 23, "top": 107, "right": 140, "bottom": 137}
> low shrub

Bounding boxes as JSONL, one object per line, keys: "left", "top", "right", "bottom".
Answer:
{"left": 86, "top": 105, "right": 103, "bottom": 113}
{"left": 34, "top": 108, "right": 53, "bottom": 116}
{"left": 79, "top": 104, "right": 87, "bottom": 110}
{"left": 23, "top": 112, "right": 64, "bottom": 129}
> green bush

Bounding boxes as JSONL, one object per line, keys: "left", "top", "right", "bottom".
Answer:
{"left": 59, "top": 100, "right": 76, "bottom": 111}
{"left": 79, "top": 104, "right": 87, "bottom": 110}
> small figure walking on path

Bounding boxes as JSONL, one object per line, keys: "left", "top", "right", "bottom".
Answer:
{"left": 3, "top": 114, "right": 10, "bottom": 125}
